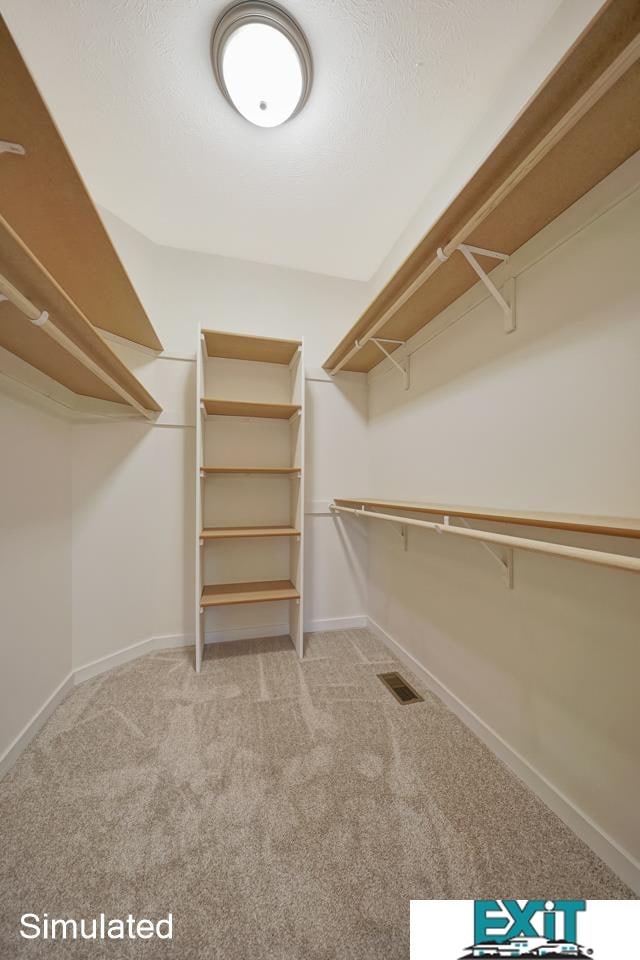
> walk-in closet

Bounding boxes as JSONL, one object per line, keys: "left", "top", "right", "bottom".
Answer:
{"left": 1, "top": 1, "right": 639, "bottom": 957}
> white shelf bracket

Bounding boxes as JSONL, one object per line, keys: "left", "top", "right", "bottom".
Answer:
{"left": 0, "top": 140, "right": 26, "bottom": 156}
{"left": 0, "top": 293, "right": 48, "bottom": 326}
{"left": 438, "top": 243, "right": 515, "bottom": 333}
{"left": 357, "top": 337, "right": 410, "bottom": 389}
{"left": 454, "top": 516, "right": 514, "bottom": 588}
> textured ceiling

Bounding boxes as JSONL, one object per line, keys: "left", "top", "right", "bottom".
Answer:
{"left": 3, "top": 0, "right": 588, "bottom": 280}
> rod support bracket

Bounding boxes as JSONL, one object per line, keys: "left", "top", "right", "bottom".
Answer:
{"left": 450, "top": 243, "right": 516, "bottom": 333}
{"left": 0, "top": 292, "right": 48, "bottom": 326}
{"left": 357, "top": 336, "right": 410, "bottom": 389}
{"left": 456, "top": 517, "right": 514, "bottom": 588}
{"left": 0, "top": 140, "right": 26, "bottom": 156}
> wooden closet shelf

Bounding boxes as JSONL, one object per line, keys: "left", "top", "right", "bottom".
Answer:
{"left": 323, "top": 2, "right": 640, "bottom": 374}
{"left": 203, "top": 329, "right": 301, "bottom": 364}
{"left": 333, "top": 498, "right": 640, "bottom": 539}
{"left": 201, "top": 526, "right": 300, "bottom": 540}
{"left": 201, "top": 466, "right": 301, "bottom": 475}
{"left": 0, "top": 19, "right": 162, "bottom": 351}
{"left": 201, "top": 580, "right": 299, "bottom": 607}
{"left": 202, "top": 398, "right": 301, "bottom": 419}
{"left": 0, "top": 216, "right": 162, "bottom": 417}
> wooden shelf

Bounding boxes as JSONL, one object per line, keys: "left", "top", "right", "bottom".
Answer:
{"left": 195, "top": 327, "right": 305, "bottom": 669}
{"left": 334, "top": 498, "right": 640, "bottom": 540}
{"left": 203, "top": 330, "right": 301, "bottom": 364}
{"left": 202, "top": 398, "right": 300, "bottom": 419}
{"left": 201, "top": 466, "right": 300, "bottom": 475}
{"left": 0, "top": 215, "right": 162, "bottom": 416}
{"left": 0, "top": 19, "right": 162, "bottom": 351}
{"left": 201, "top": 580, "right": 299, "bottom": 607}
{"left": 201, "top": 526, "right": 300, "bottom": 540}
{"left": 324, "top": 2, "right": 640, "bottom": 373}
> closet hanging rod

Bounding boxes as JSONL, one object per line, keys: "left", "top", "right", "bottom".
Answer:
{"left": 330, "top": 504, "right": 640, "bottom": 574}
{"left": 328, "top": 31, "right": 640, "bottom": 377}
{"left": 0, "top": 271, "right": 156, "bottom": 420}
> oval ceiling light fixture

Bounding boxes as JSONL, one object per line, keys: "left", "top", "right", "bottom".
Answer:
{"left": 212, "top": 2, "right": 312, "bottom": 128}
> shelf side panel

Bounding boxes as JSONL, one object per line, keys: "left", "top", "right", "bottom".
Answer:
{"left": 289, "top": 342, "right": 305, "bottom": 656}
{"left": 195, "top": 329, "right": 204, "bottom": 671}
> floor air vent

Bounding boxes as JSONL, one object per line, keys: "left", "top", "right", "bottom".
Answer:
{"left": 377, "top": 671, "right": 424, "bottom": 705}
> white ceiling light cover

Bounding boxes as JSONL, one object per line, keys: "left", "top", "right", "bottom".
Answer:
{"left": 212, "top": 2, "right": 312, "bottom": 128}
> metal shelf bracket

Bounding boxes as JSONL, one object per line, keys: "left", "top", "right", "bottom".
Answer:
{"left": 357, "top": 336, "right": 410, "bottom": 389}
{"left": 438, "top": 243, "right": 515, "bottom": 333}
{"left": 445, "top": 515, "right": 514, "bottom": 587}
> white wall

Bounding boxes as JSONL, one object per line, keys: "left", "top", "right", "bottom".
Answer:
{"left": 305, "top": 370, "right": 369, "bottom": 628}
{"left": 360, "top": 157, "right": 640, "bottom": 883}
{"left": 0, "top": 395, "right": 72, "bottom": 765}
{"left": 70, "top": 210, "right": 370, "bottom": 669}
{"left": 71, "top": 419, "right": 194, "bottom": 667}
{"left": 98, "top": 207, "right": 368, "bottom": 367}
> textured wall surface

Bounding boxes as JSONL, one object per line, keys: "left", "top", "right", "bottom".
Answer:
{"left": 1, "top": 0, "right": 602, "bottom": 279}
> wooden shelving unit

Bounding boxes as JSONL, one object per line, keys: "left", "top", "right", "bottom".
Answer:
{"left": 202, "top": 330, "right": 301, "bottom": 364}
{"left": 202, "top": 398, "right": 300, "bottom": 419}
{"left": 195, "top": 329, "right": 305, "bottom": 670}
{"left": 0, "top": 17, "right": 162, "bottom": 351}
{"left": 201, "top": 466, "right": 300, "bottom": 475}
{"left": 333, "top": 498, "right": 640, "bottom": 540}
{"left": 331, "top": 499, "right": 640, "bottom": 576}
{"left": 200, "top": 526, "right": 301, "bottom": 540}
{"left": 0, "top": 17, "right": 163, "bottom": 418}
{"left": 201, "top": 580, "right": 300, "bottom": 608}
{"left": 323, "top": 1, "right": 640, "bottom": 375}
{"left": 0, "top": 215, "right": 162, "bottom": 418}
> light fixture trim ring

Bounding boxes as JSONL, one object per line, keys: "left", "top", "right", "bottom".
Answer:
{"left": 211, "top": 1, "right": 313, "bottom": 125}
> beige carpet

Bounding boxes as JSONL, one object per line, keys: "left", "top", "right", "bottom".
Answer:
{"left": 0, "top": 629, "right": 633, "bottom": 958}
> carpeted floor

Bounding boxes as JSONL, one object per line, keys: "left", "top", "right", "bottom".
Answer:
{"left": 0, "top": 629, "right": 633, "bottom": 958}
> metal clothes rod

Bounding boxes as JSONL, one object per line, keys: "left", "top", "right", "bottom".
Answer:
{"left": 0, "top": 271, "right": 154, "bottom": 419}
{"left": 330, "top": 504, "right": 640, "bottom": 574}
{"left": 329, "top": 33, "right": 640, "bottom": 376}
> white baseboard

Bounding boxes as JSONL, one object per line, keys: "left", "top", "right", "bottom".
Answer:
{"left": 367, "top": 616, "right": 640, "bottom": 896}
{"left": 74, "top": 637, "right": 155, "bottom": 683}
{"left": 0, "top": 672, "right": 75, "bottom": 779}
{"left": 305, "top": 615, "right": 368, "bottom": 632}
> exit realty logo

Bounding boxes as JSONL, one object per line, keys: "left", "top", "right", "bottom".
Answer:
{"left": 410, "top": 900, "right": 640, "bottom": 960}
{"left": 462, "top": 900, "right": 592, "bottom": 958}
